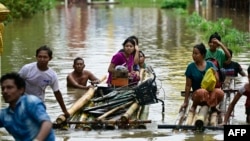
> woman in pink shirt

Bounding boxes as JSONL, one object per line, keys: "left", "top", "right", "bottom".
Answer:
{"left": 107, "top": 37, "right": 140, "bottom": 86}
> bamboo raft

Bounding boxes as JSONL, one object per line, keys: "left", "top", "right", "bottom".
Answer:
{"left": 158, "top": 77, "right": 237, "bottom": 132}
{"left": 53, "top": 66, "right": 162, "bottom": 130}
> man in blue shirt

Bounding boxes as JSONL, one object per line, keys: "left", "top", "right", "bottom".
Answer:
{"left": 0, "top": 72, "right": 55, "bottom": 141}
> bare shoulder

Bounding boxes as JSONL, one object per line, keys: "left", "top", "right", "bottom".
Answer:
{"left": 66, "top": 72, "right": 74, "bottom": 78}
{"left": 83, "top": 70, "right": 94, "bottom": 75}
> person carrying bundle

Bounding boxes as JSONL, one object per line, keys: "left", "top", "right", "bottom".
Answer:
{"left": 179, "top": 43, "right": 224, "bottom": 113}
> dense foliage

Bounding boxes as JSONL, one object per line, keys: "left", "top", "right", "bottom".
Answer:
{"left": 0, "top": 0, "right": 56, "bottom": 20}
{"left": 187, "top": 12, "right": 250, "bottom": 53}
{"left": 161, "top": 0, "right": 188, "bottom": 9}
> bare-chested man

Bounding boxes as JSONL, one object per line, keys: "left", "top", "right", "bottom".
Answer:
{"left": 67, "top": 57, "right": 100, "bottom": 89}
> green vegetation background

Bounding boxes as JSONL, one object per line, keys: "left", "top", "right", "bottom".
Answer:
{"left": 1, "top": 0, "right": 249, "bottom": 52}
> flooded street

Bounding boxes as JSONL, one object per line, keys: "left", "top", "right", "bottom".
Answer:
{"left": 1, "top": 1, "right": 250, "bottom": 141}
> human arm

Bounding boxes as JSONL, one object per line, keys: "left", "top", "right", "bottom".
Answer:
{"left": 54, "top": 90, "right": 70, "bottom": 118}
{"left": 239, "top": 70, "right": 247, "bottom": 77}
{"left": 88, "top": 71, "right": 100, "bottom": 85}
{"left": 133, "top": 45, "right": 140, "bottom": 65}
{"left": 237, "top": 63, "right": 247, "bottom": 77}
{"left": 212, "top": 39, "right": 231, "bottom": 64}
{"left": 223, "top": 92, "right": 241, "bottom": 125}
{"left": 179, "top": 77, "right": 192, "bottom": 112}
{"left": 108, "top": 63, "right": 116, "bottom": 74}
{"left": 34, "top": 121, "right": 52, "bottom": 141}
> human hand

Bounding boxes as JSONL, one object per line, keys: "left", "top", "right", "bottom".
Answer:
{"left": 135, "top": 45, "right": 139, "bottom": 51}
{"left": 90, "top": 80, "right": 100, "bottom": 85}
{"left": 212, "top": 38, "right": 222, "bottom": 47}
{"left": 179, "top": 103, "right": 187, "bottom": 113}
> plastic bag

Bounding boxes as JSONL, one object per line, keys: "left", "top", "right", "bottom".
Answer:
{"left": 201, "top": 68, "right": 216, "bottom": 91}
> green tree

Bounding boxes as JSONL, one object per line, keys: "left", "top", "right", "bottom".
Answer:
{"left": 0, "top": 0, "right": 56, "bottom": 20}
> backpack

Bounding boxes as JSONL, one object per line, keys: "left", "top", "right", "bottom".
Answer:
{"left": 206, "top": 58, "right": 226, "bottom": 83}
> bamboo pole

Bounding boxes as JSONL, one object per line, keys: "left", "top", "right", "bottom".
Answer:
{"left": 97, "top": 101, "right": 133, "bottom": 121}
{"left": 137, "top": 105, "right": 149, "bottom": 129}
{"left": 88, "top": 115, "right": 102, "bottom": 130}
{"left": 120, "top": 102, "right": 140, "bottom": 122}
{"left": 185, "top": 111, "right": 195, "bottom": 125}
{"left": 204, "top": 113, "right": 210, "bottom": 126}
{"left": 69, "top": 110, "right": 82, "bottom": 129}
{"left": 56, "top": 87, "right": 96, "bottom": 124}
{"left": 194, "top": 106, "right": 209, "bottom": 128}
{"left": 65, "top": 120, "right": 152, "bottom": 125}
{"left": 75, "top": 101, "right": 95, "bottom": 130}
{"left": 75, "top": 112, "right": 89, "bottom": 130}
{"left": 210, "top": 112, "right": 218, "bottom": 126}
{"left": 105, "top": 114, "right": 121, "bottom": 130}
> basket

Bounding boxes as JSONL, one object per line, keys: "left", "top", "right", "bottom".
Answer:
{"left": 111, "top": 70, "right": 128, "bottom": 87}
{"left": 134, "top": 78, "right": 158, "bottom": 105}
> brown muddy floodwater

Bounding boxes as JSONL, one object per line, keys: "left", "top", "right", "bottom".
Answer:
{"left": 0, "top": 1, "right": 250, "bottom": 141}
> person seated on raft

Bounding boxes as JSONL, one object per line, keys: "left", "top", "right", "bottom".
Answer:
{"left": 107, "top": 37, "right": 140, "bottom": 86}
{"left": 223, "top": 48, "right": 246, "bottom": 77}
{"left": 179, "top": 43, "right": 224, "bottom": 113}
{"left": 205, "top": 32, "right": 231, "bottom": 68}
{"left": 67, "top": 57, "right": 100, "bottom": 89}
{"left": 139, "top": 50, "right": 147, "bottom": 69}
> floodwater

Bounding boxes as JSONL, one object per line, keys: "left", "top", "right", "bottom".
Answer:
{"left": 1, "top": 1, "right": 250, "bottom": 141}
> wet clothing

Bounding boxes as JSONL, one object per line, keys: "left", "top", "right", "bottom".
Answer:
{"left": 0, "top": 94, "right": 55, "bottom": 141}
{"left": 107, "top": 52, "right": 135, "bottom": 85}
{"left": 18, "top": 62, "right": 59, "bottom": 101}
{"left": 205, "top": 48, "right": 226, "bottom": 68}
{"left": 223, "top": 61, "right": 244, "bottom": 77}
{"left": 185, "top": 61, "right": 215, "bottom": 92}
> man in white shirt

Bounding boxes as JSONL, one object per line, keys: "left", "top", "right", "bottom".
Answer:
{"left": 19, "top": 45, "right": 70, "bottom": 118}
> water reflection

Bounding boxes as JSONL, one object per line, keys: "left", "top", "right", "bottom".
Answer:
{"left": 1, "top": 1, "right": 250, "bottom": 141}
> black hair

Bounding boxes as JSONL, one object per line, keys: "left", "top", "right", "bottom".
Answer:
{"left": 127, "top": 35, "right": 139, "bottom": 45}
{"left": 208, "top": 32, "right": 221, "bottom": 43}
{"left": 227, "top": 48, "right": 233, "bottom": 56}
{"left": 36, "top": 45, "right": 53, "bottom": 59}
{"left": 0, "top": 72, "right": 26, "bottom": 90}
{"left": 194, "top": 43, "right": 207, "bottom": 57}
{"left": 122, "top": 37, "right": 136, "bottom": 47}
{"left": 73, "top": 57, "right": 84, "bottom": 65}
{"left": 139, "top": 50, "right": 145, "bottom": 57}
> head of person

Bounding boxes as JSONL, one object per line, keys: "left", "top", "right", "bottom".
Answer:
{"left": 0, "top": 72, "right": 25, "bottom": 104}
{"left": 73, "top": 57, "right": 85, "bottom": 73}
{"left": 192, "top": 43, "right": 207, "bottom": 63}
{"left": 118, "top": 35, "right": 138, "bottom": 53}
{"left": 36, "top": 45, "right": 53, "bottom": 66}
{"left": 128, "top": 35, "right": 139, "bottom": 45}
{"left": 139, "top": 50, "right": 145, "bottom": 64}
{"left": 122, "top": 37, "right": 136, "bottom": 56}
{"left": 208, "top": 32, "right": 221, "bottom": 50}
